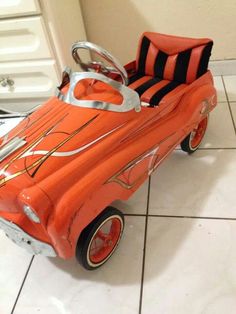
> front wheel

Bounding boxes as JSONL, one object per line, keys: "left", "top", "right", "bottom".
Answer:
{"left": 76, "top": 207, "right": 124, "bottom": 270}
{"left": 181, "top": 115, "right": 208, "bottom": 154}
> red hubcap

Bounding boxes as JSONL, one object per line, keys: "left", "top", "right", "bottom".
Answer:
{"left": 89, "top": 217, "right": 122, "bottom": 264}
{"left": 190, "top": 117, "right": 208, "bottom": 148}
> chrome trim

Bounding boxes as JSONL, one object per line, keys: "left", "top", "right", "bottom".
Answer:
{"left": 57, "top": 71, "right": 141, "bottom": 113}
{"left": 0, "top": 217, "right": 56, "bottom": 256}
{"left": 0, "top": 137, "right": 27, "bottom": 162}
{"left": 71, "top": 41, "right": 128, "bottom": 85}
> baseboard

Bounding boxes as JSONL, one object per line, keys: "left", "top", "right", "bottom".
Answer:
{"left": 209, "top": 59, "right": 236, "bottom": 76}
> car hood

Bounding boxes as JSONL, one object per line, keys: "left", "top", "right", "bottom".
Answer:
{"left": 0, "top": 97, "right": 134, "bottom": 189}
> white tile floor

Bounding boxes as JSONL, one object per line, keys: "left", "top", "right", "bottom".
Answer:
{"left": 1, "top": 75, "right": 236, "bottom": 314}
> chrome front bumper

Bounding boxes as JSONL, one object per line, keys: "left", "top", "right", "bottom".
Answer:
{"left": 0, "top": 217, "right": 56, "bottom": 257}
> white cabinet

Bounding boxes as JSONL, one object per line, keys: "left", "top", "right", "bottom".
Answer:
{"left": 0, "top": 0, "right": 87, "bottom": 112}
{"left": 0, "top": 0, "right": 40, "bottom": 18}
{"left": 0, "top": 17, "right": 52, "bottom": 62}
{"left": 0, "top": 60, "right": 58, "bottom": 99}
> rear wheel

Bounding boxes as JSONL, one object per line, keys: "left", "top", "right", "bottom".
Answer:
{"left": 181, "top": 116, "right": 208, "bottom": 154}
{"left": 76, "top": 207, "right": 124, "bottom": 270}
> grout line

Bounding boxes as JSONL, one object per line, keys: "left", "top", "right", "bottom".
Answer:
{"left": 222, "top": 76, "right": 236, "bottom": 135}
{"left": 210, "top": 100, "right": 229, "bottom": 104}
{"left": 138, "top": 176, "right": 151, "bottom": 314}
{"left": 11, "top": 255, "right": 35, "bottom": 314}
{"left": 197, "top": 147, "right": 236, "bottom": 150}
{"left": 125, "top": 213, "right": 236, "bottom": 221}
{"left": 175, "top": 147, "right": 236, "bottom": 151}
{"left": 124, "top": 214, "right": 147, "bottom": 217}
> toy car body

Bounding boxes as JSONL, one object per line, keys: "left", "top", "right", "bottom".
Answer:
{"left": 0, "top": 32, "right": 217, "bottom": 269}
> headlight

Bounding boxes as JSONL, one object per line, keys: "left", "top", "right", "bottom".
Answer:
{"left": 23, "top": 205, "right": 40, "bottom": 223}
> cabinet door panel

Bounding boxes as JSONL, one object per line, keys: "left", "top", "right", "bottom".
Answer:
{"left": 0, "top": 17, "right": 51, "bottom": 62}
{"left": 0, "top": 60, "right": 59, "bottom": 99}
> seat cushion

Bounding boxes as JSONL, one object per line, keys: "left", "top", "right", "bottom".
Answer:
{"left": 128, "top": 74, "right": 187, "bottom": 106}
{"left": 136, "top": 32, "right": 213, "bottom": 84}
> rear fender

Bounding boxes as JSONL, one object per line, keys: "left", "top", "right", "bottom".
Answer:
{"left": 178, "top": 82, "right": 217, "bottom": 134}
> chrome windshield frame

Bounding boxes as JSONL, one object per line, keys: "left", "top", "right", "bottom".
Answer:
{"left": 56, "top": 70, "right": 141, "bottom": 113}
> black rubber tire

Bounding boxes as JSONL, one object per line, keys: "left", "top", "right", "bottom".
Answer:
{"left": 76, "top": 207, "right": 124, "bottom": 270}
{"left": 180, "top": 134, "right": 198, "bottom": 154}
{"left": 181, "top": 116, "right": 208, "bottom": 154}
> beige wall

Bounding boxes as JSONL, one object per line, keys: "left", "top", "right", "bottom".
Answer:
{"left": 80, "top": 0, "right": 236, "bottom": 64}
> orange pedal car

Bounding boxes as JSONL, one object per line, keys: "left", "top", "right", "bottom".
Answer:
{"left": 0, "top": 32, "right": 217, "bottom": 270}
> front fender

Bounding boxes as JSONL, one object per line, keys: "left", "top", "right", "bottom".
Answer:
{"left": 46, "top": 159, "right": 132, "bottom": 259}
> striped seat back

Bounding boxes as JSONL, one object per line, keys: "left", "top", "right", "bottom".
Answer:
{"left": 136, "top": 32, "right": 213, "bottom": 84}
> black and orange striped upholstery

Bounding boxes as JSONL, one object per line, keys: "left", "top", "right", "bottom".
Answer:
{"left": 128, "top": 32, "right": 213, "bottom": 107}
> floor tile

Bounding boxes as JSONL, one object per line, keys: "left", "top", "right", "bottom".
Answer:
{"left": 223, "top": 75, "right": 236, "bottom": 101}
{"left": 213, "top": 76, "right": 227, "bottom": 102}
{"left": 14, "top": 216, "right": 145, "bottom": 314}
{"left": 149, "top": 149, "right": 236, "bottom": 218}
{"left": 0, "top": 231, "right": 33, "bottom": 314}
{"left": 112, "top": 179, "right": 149, "bottom": 215}
{"left": 201, "top": 102, "right": 236, "bottom": 148}
{"left": 142, "top": 217, "right": 236, "bottom": 314}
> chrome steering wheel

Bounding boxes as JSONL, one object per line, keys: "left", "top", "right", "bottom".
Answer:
{"left": 71, "top": 41, "right": 128, "bottom": 85}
